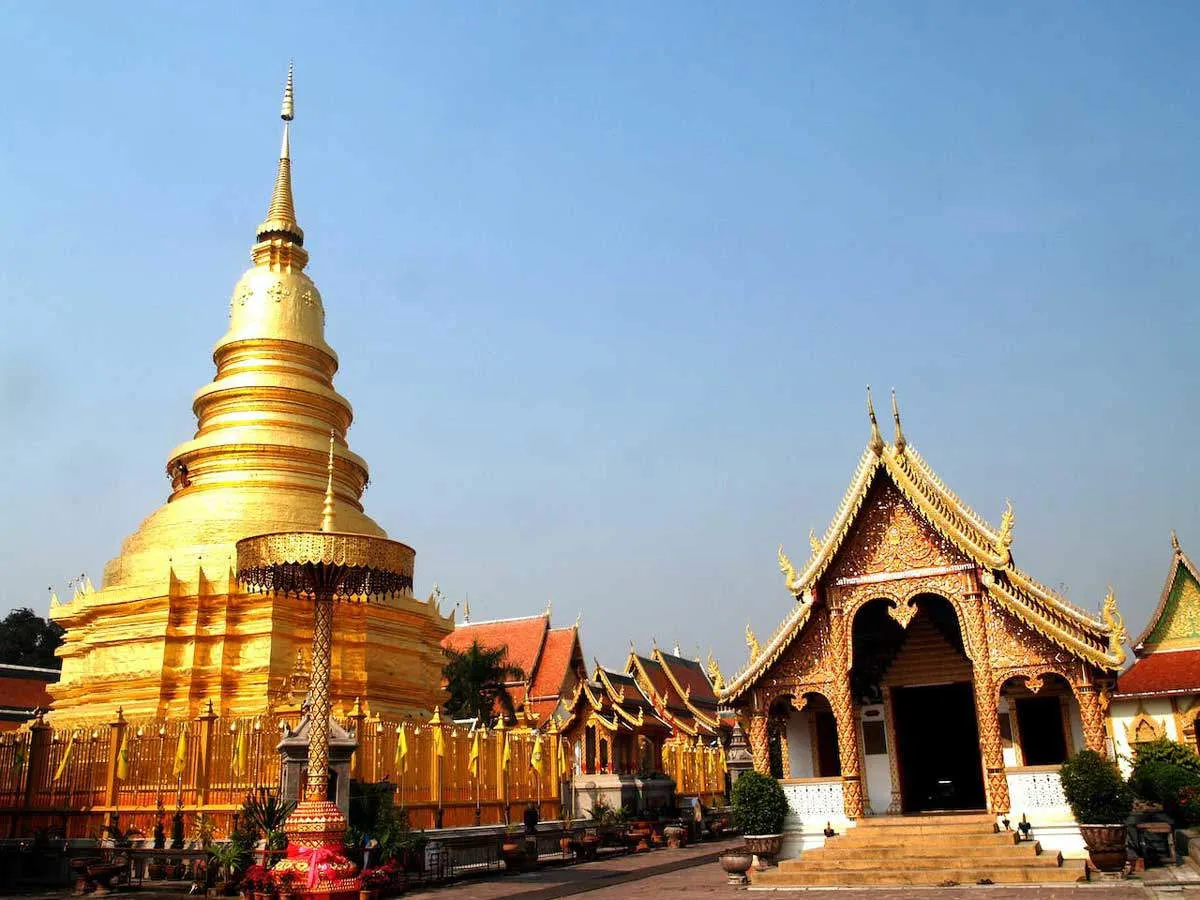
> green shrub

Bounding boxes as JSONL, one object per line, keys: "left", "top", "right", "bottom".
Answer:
{"left": 1059, "top": 750, "right": 1133, "bottom": 824}
{"left": 730, "top": 771, "right": 789, "bottom": 836}
{"left": 1131, "top": 759, "right": 1200, "bottom": 804}
{"left": 1132, "top": 739, "right": 1200, "bottom": 776}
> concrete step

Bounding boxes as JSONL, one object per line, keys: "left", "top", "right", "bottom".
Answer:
{"left": 834, "top": 820, "right": 998, "bottom": 837}
{"left": 785, "top": 841, "right": 1047, "bottom": 864}
{"left": 754, "top": 861, "right": 1087, "bottom": 886}
{"left": 777, "top": 852, "right": 1065, "bottom": 872}
{"left": 856, "top": 812, "right": 996, "bottom": 827}
{"left": 829, "top": 829, "right": 1020, "bottom": 849}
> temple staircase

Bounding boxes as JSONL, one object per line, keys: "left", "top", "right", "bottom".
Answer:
{"left": 752, "top": 813, "right": 1088, "bottom": 886}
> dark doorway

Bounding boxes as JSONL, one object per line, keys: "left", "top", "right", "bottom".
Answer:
{"left": 893, "top": 682, "right": 986, "bottom": 811}
{"left": 1015, "top": 696, "right": 1068, "bottom": 765}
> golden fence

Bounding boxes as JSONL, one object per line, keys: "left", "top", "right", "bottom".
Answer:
{"left": 661, "top": 738, "right": 726, "bottom": 802}
{"left": 0, "top": 709, "right": 569, "bottom": 839}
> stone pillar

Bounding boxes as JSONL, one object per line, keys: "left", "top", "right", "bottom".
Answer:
{"left": 964, "top": 594, "right": 1009, "bottom": 814}
{"left": 726, "top": 721, "right": 754, "bottom": 787}
{"left": 748, "top": 713, "right": 770, "bottom": 775}
{"left": 1075, "top": 682, "right": 1108, "bottom": 755}
{"left": 829, "top": 604, "right": 865, "bottom": 819}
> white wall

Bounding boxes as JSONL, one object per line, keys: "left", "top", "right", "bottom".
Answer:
{"left": 785, "top": 710, "right": 814, "bottom": 779}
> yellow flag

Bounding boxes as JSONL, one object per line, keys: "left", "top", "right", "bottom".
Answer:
{"left": 172, "top": 727, "right": 187, "bottom": 779}
{"left": 235, "top": 725, "right": 249, "bottom": 776}
{"left": 468, "top": 730, "right": 482, "bottom": 778}
{"left": 430, "top": 710, "right": 445, "bottom": 759}
{"left": 53, "top": 733, "right": 74, "bottom": 782}
{"left": 718, "top": 743, "right": 727, "bottom": 774}
{"left": 116, "top": 733, "right": 129, "bottom": 781}
{"left": 558, "top": 738, "right": 569, "bottom": 778}
{"left": 530, "top": 733, "right": 545, "bottom": 776}
{"left": 501, "top": 731, "right": 511, "bottom": 770}
{"left": 395, "top": 724, "right": 408, "bottom": 774}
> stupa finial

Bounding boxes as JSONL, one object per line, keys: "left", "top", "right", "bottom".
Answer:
{"left": 256, "top": 62, "right": 304, "bottom": 248}
{"left": 891, "top": 388, "right": 906, "bottom": 453}
{"left": 866, "top": 386, "right": 884, "bottom": 455}
{"left": 321, "top": 431, "right": 336, "bottom": 533}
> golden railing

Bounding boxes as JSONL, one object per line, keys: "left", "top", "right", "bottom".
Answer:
{"left": 661, "top": 738, "right": 726, "bottom": 804}
{"left": 0, "top": 708, "right": 568, "bottom": 839}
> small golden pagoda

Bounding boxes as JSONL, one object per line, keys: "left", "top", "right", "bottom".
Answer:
{"left": 49, "top": 67, "right": 453, "bottom": 722}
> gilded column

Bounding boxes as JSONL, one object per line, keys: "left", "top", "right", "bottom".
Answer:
{"left": 882, "top": 687, "right": 903, "bottom": 815}
{"left": 1075, "top": 681, "right": 1107, "bottom": 755}
{"left": 829, "top": 604, "right": 865, "bottom": 818}
{"left": 965, "top": 592, "right": 1009, "bottom": 814}
{"left": 748, "top": 712, "right": 770, "bottom": 775}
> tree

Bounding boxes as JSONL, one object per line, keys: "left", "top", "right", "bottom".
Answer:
{"left": 442, "top": 640, "right": 525, "bottom": 725}
{"left": 0, "top": 607, "right": 64, "bottom": 669}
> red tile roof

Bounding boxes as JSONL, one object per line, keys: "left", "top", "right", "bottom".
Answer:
{"left": 441, "top": 615, "right": 549, "bottom": 683}
{"left": 656, "top": 651, "right": 718, "bottom": 708}
{"left": 1116, "top": 649, "right": 1200, "bottom": 697}
{"left": 529, "top": 627, "right": 581, "bottom": 699}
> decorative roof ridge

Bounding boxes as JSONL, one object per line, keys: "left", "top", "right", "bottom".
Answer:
{"left": 903, "top": 446, "right": 1001, "bottom": 542}
{"left": 1134, "top": 533, "right": 1200, "bottom": 651}
{"left": 626, "top": 651, "right": 704, "bottom": 734}
{"left": 981, "top": 571, "right": 1124, "bottom": 668}
{"left": 778, "top": 446, "right": 882, "bottom": 596}
{"left": 594, "top": 666, "right": 647, "bottom": 727}
{"left": 452, "top": 612, "right": 550, "bottom": 629}
{"left": 719, "top": 595, "right": 817, "bottom": 703}
{"left": 650, "top": 646, "right": 720, "bottom": 728}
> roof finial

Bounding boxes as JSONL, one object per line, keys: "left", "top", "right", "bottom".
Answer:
{"left": 890, "top": 388, "right": 906, "bottom": 453}
{"left": 463, "top": 592, "right": 471, "bottom": 622}
{"left": 320, "top": 430, "right": 336, "bottom": 532}
{"left": 256, "top": 63, "right": 304, "bottom": 249}
{"left": 866, "top": 385, "right": 884, "bottom": 455}
{"left": 1172, "top": 530, "right": 1182, "bottom": 553}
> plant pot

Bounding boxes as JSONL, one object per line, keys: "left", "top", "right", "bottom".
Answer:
{"left": 578, "top": 834, "right": 600, "bottom": 861}
{"left": 1079, "top": 824, "right": 1128, "bottom": 873}
{"left": 719, "top": 849, "right": 754, "bottom": 885}
{"left": 359, "top": 890, "right": 376, "bottom": 900}
{"left": 743, "top": 833, "right": 783, "bottom": 868}
{"left": 663, "top": 825, "right": 686, "bottom": 849}
{"left": 501, "top": 842, "right": 526, "bottom": 873}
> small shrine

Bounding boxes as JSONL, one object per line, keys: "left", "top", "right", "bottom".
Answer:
{"left": 718, "top": 392, "right": 1127, "bottom": 856}
{"left": 1110, "top": 532, "right": 1200, "bottom": 771}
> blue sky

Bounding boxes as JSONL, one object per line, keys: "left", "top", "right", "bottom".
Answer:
{"left": 2, "top": 2, "right": 1198, "bottom": 673}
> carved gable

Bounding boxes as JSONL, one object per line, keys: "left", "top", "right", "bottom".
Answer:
{"left": 825, "top": 477, "right": 968, "bottom": 583}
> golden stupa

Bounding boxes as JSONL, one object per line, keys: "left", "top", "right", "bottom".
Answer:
{"left": 49, "top": 67, "right": 453, "bottom": 722}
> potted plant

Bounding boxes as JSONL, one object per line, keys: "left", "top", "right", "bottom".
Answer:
{"left": 501, "top": 824, "right": 526, "bottom": 872}
{"left": 663, "top": 824, "right": 686, "bottom": 849}
{"left": 359, "top": 865, "right": 390, "bottom": 900}
{"left": 718, "top": 846, "right": 755, "bottom": 885}
{"left": 730, "top": 771, "right": 789, "bottom": 867}
{"left": 208, "top": 839, "right": 246, "bottom": 896}
{"left": 1059, "top": 749, "right": 1134, "bottom": 873}
{"left": 241, "top": 863, "right": 268, "bottom": 900}
{"left": 275, "top": 869, "right": 298, "bottom": 900}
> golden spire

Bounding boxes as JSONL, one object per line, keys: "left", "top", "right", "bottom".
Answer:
{"left": 1172, "top": 530, "right": 1182, "bottom": 553}
{"left": 256, "top": 62, "right": 305, "bottom": 250}
{"left": 321, "top": 430, "right": 336, "bottom": 533}
{"left": 866, "top": 386, "right": 884, "bottom": 455}
{"left": 890, "top": 388, "right": 906, "bottom": 453}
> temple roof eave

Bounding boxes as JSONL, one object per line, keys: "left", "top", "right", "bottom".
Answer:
{"left": 723, "top": 435, "right": 1125, "bottom": 704}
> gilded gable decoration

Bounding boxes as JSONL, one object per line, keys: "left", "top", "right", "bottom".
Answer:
{"left": 1125, "top": 711, "right": 1166, "bottom": 745}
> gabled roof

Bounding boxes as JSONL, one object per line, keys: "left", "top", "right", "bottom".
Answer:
{"left": 441, "top": 613, "right": 549, "bottom": 683}
{"left": 1133, "top": 533, "right": 1200, "bottom": 653}
{"left": 721, "top": 406, "right": 1127, "bottom": 703}
{"left": 1115, "top": 648, "right": 1200, "bottom": 699}
{"left": 626, "top": 650, "right": 717, "bottom": 736}
{"left": 529, "top": 626, "right": 584, "bottom": 700}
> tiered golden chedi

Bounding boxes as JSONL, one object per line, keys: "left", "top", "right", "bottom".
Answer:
{"left": 49, "top": 68, "right": 452, "bottom": 722}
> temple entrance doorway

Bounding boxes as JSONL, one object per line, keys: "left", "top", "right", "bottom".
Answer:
{"left": 893, "top": 681, "right": 985, "bottom": 811}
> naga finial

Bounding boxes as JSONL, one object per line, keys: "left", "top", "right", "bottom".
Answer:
{"left": 866, "top": 385, "right": 884, "bottom": 455}
{"left": 994, "top": 499, "right": 1014, "bottom": 562}
{"left": 809, "top": 529, "right": 822, "bottom": 554}
{"left": 890, "top": 388, "right": 906, "bottom": 453}
{"left": 778, "top": 544, "right": 801, "bottom": 593}
{"left": 706, "top": 650, "right": 725, "bottom": 692}
{"left": 1102, "top": 586, "right": 1127, "bottom": 666}
{"left": 745, "top": 624, "right": 761, "bottom": 663}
